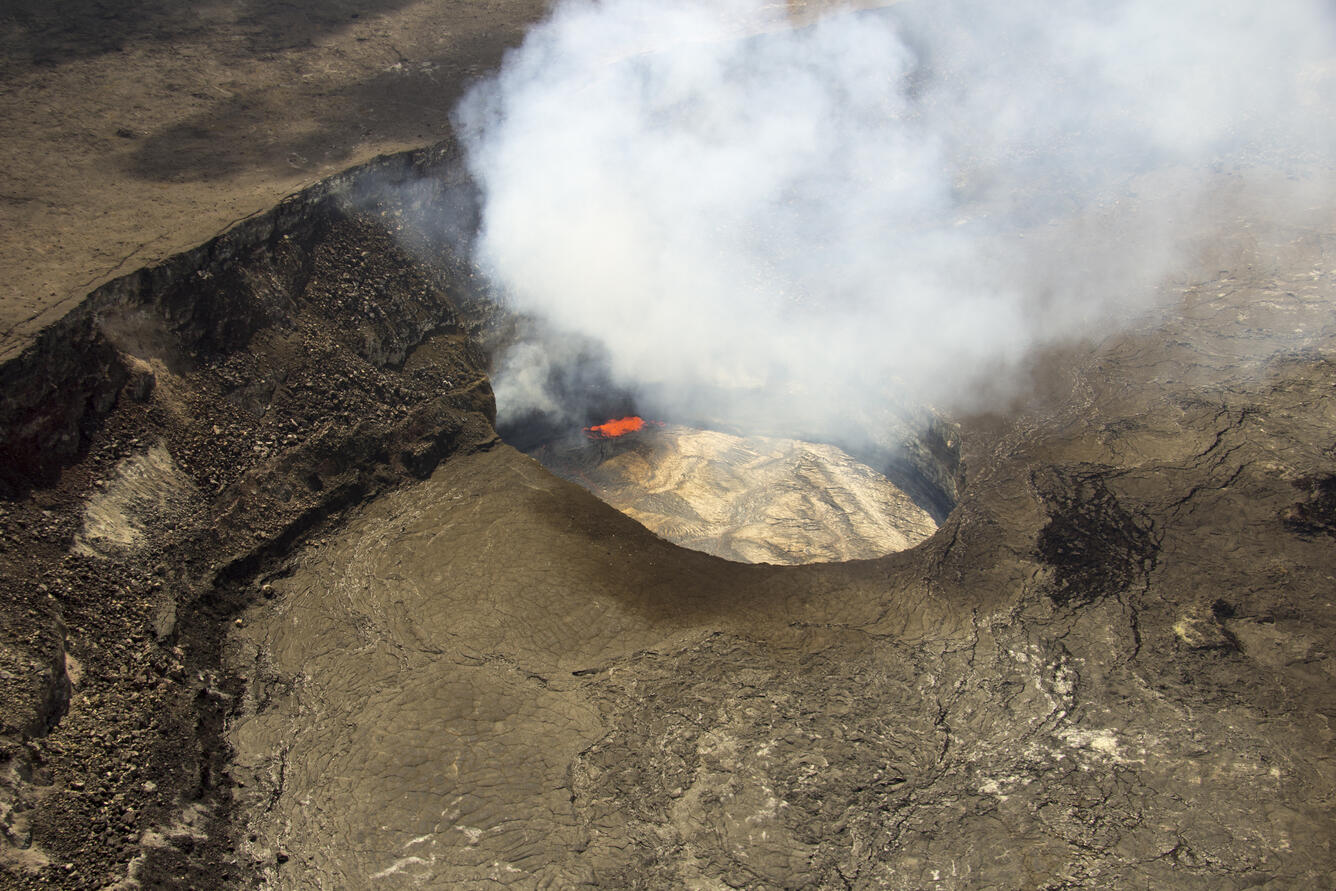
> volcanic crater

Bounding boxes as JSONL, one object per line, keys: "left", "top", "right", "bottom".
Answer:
{"left": 488, "top": 324, "right": 963, "bottom": 566}
{"left": 0, "top": 135, "right": 1332, "bottom": 891}
{"left": 1, "top": 2, "right": 1335, "bottom": 889}
{"left": 511, "top": 411, "right": 955, "bottom": 564}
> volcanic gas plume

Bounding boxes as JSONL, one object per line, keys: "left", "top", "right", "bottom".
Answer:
{"left": 455, "top": 0, "right": 1336, "bottom": 439}
{"left": 440, "top": 0, "right": 1336, "bottom": 564}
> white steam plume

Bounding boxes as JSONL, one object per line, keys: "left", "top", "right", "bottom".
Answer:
{"left": 455, "top": 0, "right": 1336, "bottom": 434}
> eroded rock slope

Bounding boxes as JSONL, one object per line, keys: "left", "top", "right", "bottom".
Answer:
{"left": 0, "top": 148, "right": 495, "bottom": 888}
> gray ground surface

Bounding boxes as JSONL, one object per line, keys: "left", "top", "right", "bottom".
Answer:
{"left": 228, "top": 240, "right": 1336, "bottom": 888}
{"left": 1, "top": 2, "right": 1334, "bottom": 889}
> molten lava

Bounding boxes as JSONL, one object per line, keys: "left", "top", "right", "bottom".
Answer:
{"left": 585, "top": 416, "right": 654, "bottom": 439}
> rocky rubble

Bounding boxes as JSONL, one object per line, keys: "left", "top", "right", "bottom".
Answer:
{"left": 0, "top": 147, "right": 496, "bottom": 888}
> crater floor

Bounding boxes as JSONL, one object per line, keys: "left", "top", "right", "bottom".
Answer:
{"left": 534, "top": 424, "right": 938, "bottom": 564}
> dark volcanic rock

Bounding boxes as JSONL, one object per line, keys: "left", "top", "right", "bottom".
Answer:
{"left": 0, "top": 148, "right": 1334, "bottom": 889}
{"left": 1281, "top": 473, "right": 1336, "bottom": 539}
{"left": 1034, "top": 468, "right": 1157, "bottom": 607}
{"left": 0, "top": 147, "right": 496, "bottom": 889}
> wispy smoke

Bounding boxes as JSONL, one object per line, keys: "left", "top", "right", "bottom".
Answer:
{"left": 454, "top": 0, "right": 1335, "bottom": 436}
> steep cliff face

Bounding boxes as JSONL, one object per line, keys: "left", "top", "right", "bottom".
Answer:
{"left": 0, "top": 147, "right": 497, "bottom": 888}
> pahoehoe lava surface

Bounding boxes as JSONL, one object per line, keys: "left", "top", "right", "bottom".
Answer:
{"left": 225, "top": 231, "right": 1336, "bottom": 887}
{"left": 0, "top": 9, "right": 1334, "bottom": 891}
{"left": 1, "top": 150, "right": 1335, "bottom": 891}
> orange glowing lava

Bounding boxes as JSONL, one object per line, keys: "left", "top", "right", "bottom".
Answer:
{"left": 585, "top": 416, "right": 656, "bottom": 439}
